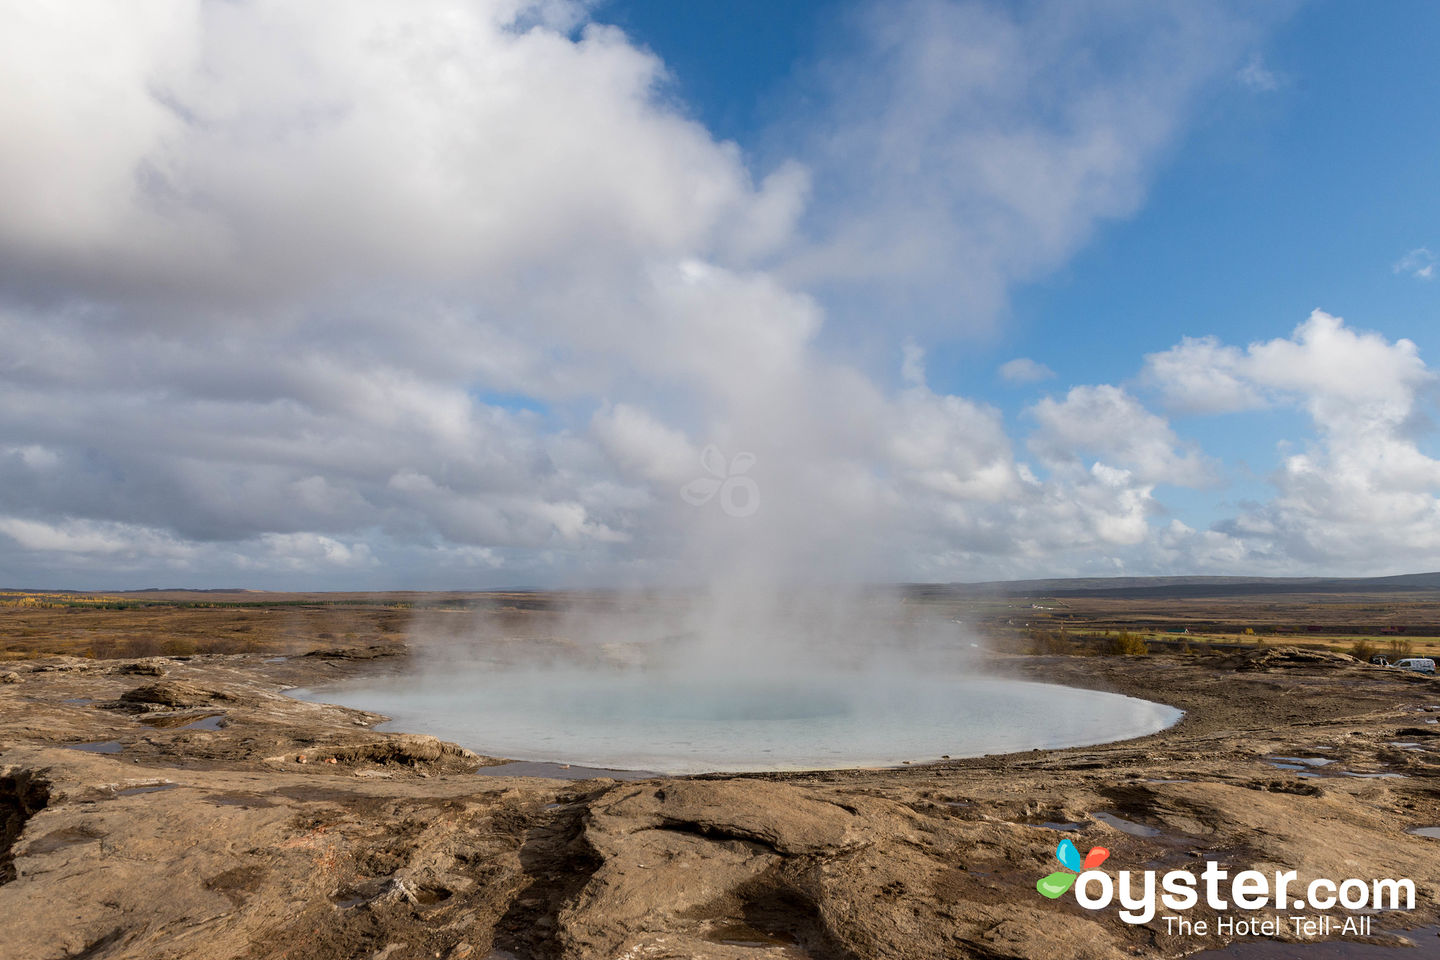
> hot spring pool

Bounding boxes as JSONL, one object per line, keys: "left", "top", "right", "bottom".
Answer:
{"left": 290, "top": 668, "right": 1182, "bottom": 774}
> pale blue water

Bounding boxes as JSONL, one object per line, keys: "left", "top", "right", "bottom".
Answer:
{"left": 290, "top": 669, "right": 1182, "bottom": 774}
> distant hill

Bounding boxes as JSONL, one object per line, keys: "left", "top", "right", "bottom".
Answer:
{"left": 909, "top": 572, "right": 1440, "bottom": 599}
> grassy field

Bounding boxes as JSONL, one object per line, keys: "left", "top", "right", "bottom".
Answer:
{"left": 946, "top": 591, "right": 1440, "bottom": 660}
{"left": 3, "top": 587, "right": 1439, "bottom": 662}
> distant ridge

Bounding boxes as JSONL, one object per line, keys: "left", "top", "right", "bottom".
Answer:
{"left": 910, "top": 572, "right": 1440, "bottom": 599}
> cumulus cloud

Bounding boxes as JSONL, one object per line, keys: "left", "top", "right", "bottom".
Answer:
{"left": 0, "top": 0, "right": 1356, "bottom": 588}
{"left": 1142, "top": 335, "right": 1268, "bottom": 414}
{"left": 1028, "top": 385, "right": 1214, "bottom": 486}
{"left": 1144, "top": 311, "right": 1430, "bottom": 420}
{"left": 1148, "top": 312, "right": 1440, "bottom": 572}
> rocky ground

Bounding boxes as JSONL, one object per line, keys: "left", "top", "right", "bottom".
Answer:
{"left": 1, "top": 648, "right": 1438, "bottom": 960}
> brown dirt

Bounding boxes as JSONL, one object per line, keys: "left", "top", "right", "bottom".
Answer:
{"left": 1, "top": 647, "right": 1438, "bottom": 960}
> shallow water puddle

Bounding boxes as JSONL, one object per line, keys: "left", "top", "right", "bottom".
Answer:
{"left": 177, "top": 714, "right": 224, "bottom": 731}
{"left": 1093, "top": 812, "right": 1162, "bottom": 837}
{"left": 115, "top": 782, "right": 177, "bottom": 796}
{"left": 1406, "top": 826, "right": 1440, "bottom": 839}
{"left": 1039, "top": 821, "right": 1085, "bottom": 831}
{"left": 1269, "top": 756, "right": 1335, "bottom": 767}
{"left": 706, "top": 922, "right": 809, "bottom": 957}
{"left": 24, "top": 825, "right": 105, "bottom": 855}
{"left": 64, "top": 740, "right": 123, "bottom": 754}
{"left": 1341, "top": 772, "right": 1408, "bottom": 779}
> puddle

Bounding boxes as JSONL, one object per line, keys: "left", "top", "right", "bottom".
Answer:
{"left": 1190, "top": 925, "right": 1440, "bottom": 958}
{"left": 61, "top": 697, "right": 96, "bottom": 705}
{"left": 706, "top": 922, "right": 807, "bottom": 957}
{"left": 1269, "top": 756, "right": 1335, "bottom": 767}
{"left": 1386, "top": 742, "right": 1423, "bottom": 748}
{"left": 1341, "top": 772, "right": 1408, "bottom": 779}
{"left": 1093, "top": 812, "right": 1162, "bottom": 837}
{"left": 64, "top": 741, "right": 123, "bottom": 754}
{"left": 1142, "top": 778, "right": 1195, "bottom": 784}
{"left": 1039, "top": 822, "right": 1085, "bottom": 831}
{"left": 1269, "top": 763, "right": 1324, "bottom": 778}
{"left": 24, "top": 825, "right": 105, "bottom": 855}
{"left": 177, "top": 714, "right": 224, "bottom": 731}
{"left": 116, "top": 782, "right": 177, "bottom": 796}
{"left": 263, "top": 657, "right": 288, "bottom": 663}
{"left": 473, "top": 760, "right": 658, "bottom": 781}
{"left": 204, "top": 792, "right": 277, "bottom": 809}
{"left": 1405, "top": 826, "right": 1440, "bottom": 839}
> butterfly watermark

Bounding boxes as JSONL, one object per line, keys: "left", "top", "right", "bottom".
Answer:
{"left": 681, "top": 445, "right": 759, "bottom": 518}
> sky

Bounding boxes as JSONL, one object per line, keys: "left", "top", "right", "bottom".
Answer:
{"left": 1, "top": 0, "right": 1438, "bottom": 590}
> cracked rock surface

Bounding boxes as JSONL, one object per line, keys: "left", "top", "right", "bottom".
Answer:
{"left": 1, "top": 650, "right": 1438, "bottom": 959}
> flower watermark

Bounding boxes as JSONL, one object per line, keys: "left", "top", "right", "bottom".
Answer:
{"left": 681, "top": 445, "right": 758, "bottom": 517}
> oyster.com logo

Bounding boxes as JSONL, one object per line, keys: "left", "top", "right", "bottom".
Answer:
{"left": 1034, "top": 837, "right": 1414, "bottom": 936}
{"left": 681, "top": 445, "right": 759, "bottom": 518}
{"left": 1037, "top": 838, "right": 1110, "bottom": 899}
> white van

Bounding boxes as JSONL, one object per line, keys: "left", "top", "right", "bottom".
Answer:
{"left": 1393, "top": 658, "right": 1436, "bottom": 675}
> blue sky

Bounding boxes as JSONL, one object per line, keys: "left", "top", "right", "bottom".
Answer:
{"left": 615, "top": 0, "right": 1440, "bottom": 537}
{"left": 1, "top": 0, "right": 1438, "bottom": 588}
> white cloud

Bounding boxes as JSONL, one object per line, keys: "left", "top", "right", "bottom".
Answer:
{"left": 998, "top": 357, "right": 1055, "bottom": 384}
{"left": 1236, "top": 54, "right": 1280, "bottom": 92}
{"left": 1394, "top": 247, "right": 1436, "bottom": 280}
{"left": 1028, "top": 385, "right": 1214, "bottom": 486}
{"left": 0, "top": 0, "right": 1354, "bottom": 588}
{"left": 1142, "top": 335, "right": 1268, "bottom": 414}
{"left": 1144, "top": 311, "right": 1430, "bottom": 419}
{"left": 1149, "top": 312, "right": 1440, "bottom": 572}
{"left": 778, "top": 0, "right": 1270, "bottom": 333}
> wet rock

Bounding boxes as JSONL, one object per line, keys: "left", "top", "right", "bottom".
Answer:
{"left": 116, "top": 659, "right": 169, "bottom": 677}
{"left": 371, "top": 877, "right": 419, "bottom": 906}
{"left": 4, "top": 643, "right": 1440, "bottom": 960}
{"left": 595, "top": 780, "right": 866, "bottom": 856}
{"left": 120, "top": 680, "right": 213, "bottom": 708}
{"left": 303, "top": 644, "right": 406, "bottom": 661}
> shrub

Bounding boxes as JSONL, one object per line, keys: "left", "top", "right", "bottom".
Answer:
{"left": 1026, "top": 629, "right": 1074, "bottom": 655}
{"left": 1349, "top": 639, "right": 1380, "bottom": 662}
{"left": 1104, "top": 631, "right": 1149, "bottom": 656}
{"left": 1386, "top": 638, "right": 1416, "bottom": 660}
{"left": 159, "top": 637, "right": 198, "bottom": 657}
